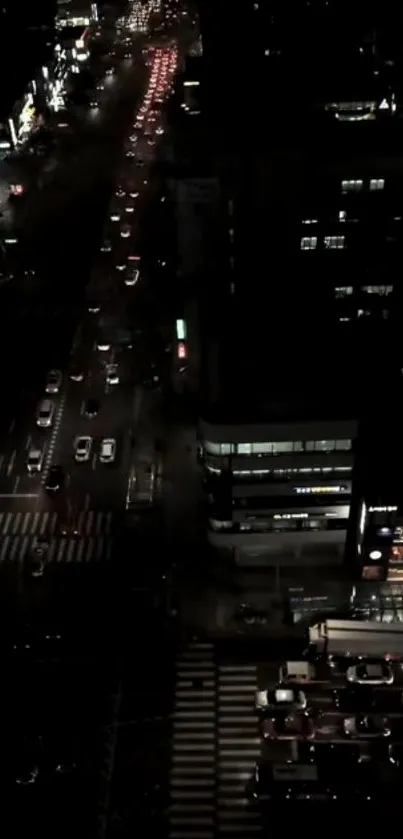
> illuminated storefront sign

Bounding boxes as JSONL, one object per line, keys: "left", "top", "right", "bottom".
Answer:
{"left": 294, "top": 485, "right": 347, "bottom": 495}
{"left": 369, "top": 506, "right": 398, "bottom": 513}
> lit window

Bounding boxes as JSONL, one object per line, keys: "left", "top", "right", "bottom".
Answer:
{"left": 301, "top": 236, "right": 317, "bottom": 251}
{"left": 370, "top": 178, "right": 385, "bottom": 191}
{"left": 341, "top": 179, "right": 363, "bottom": 193}
{"left": 237, "top": 443, "right": 252, "bottom": 455}
{"left": 272, "top": 441, "right": 293, "bottom": 454}
{"left": 324, "top": 235, "right": 345, "bottom": 250}
{"left": 251, "top": 443, "right": 273, "bottom": 454}
{"left": 334, "top": 286, "right": 353, "bottom": 298}
{"left": 361, "top": 285, "right": 393, "bottom": 295}
{"left": 221, "top": 444, "right": 232, "bottom": 455}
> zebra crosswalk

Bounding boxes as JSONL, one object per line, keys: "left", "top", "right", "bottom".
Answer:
{"left": 0, "top": 510, "right": 114, "bottom": 565}
{"left": 0, "top": 510, "right": 113, "bottom": 538}
{"left": 169, "top": 642, "right": 262, "bottom": 839}
{"left": 217, "top": 664, "right": 261, "bottom": 837}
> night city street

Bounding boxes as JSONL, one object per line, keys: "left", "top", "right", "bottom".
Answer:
{"left": 2, "top": 0, "right": 403, "bottom": 836}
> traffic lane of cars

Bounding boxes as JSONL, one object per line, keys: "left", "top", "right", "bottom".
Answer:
{"left": 49, "top": 373, "right": 132, "bottom": 508}
{"left": 0, "top": 381, "right": 68, "bottom": 497}
{"left": 18, "top": 63, "right": 148, "bottom": 241}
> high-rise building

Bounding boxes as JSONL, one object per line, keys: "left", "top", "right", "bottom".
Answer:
{"left": 196, "top": 1, "right": 403, "bottom": 582}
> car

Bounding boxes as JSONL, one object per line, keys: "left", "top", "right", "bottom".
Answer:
{"left": 69, "top": 364, "right": 85, "bottom": 383}
{"left": 97, "top": 339, "right": 111, "bottom": 351}
{"left": 116, "top": 187, "right": 125, "bottom": 198}
{"left": 74, "top": 436, "right": 92, "bottom": 462}
{"left": 100, "top": 438, "right": 116, "bottom": 463}
{"left": 106, "top": 364, "right": 119, "bottom": 385}
{"left": 59, "top": 516, "right": 79, "bottom": 537}
{"left": 100, "top": 238, "right": 112, "bottom": 253}
{"left": 120, "top": 223, "right": 131, "bottom": 238}
{"left": 45, "top": 369, "right": 62, "bottom": 394}
{"left": 27, "top": 447, "right": 43, "bottom": 473}
{"left": 125, "top": 267, "right": 139, "bottom": 286}
{"left": 45, "top": 465, "right": 64, "bottom": 493}
{"left": 262, "top": 711, "right": 315, "bottom": 740}
{"left": 88, "top": 299, "right": 101, "bottom": 313}
{"left": 346, "top": 662, "right": 394, "bottom": 686}
{"left": 83, "top": 398, "right": 99, "bottom": 418}
{"left": 125, "top": 149, "right": 135, "bottom": 158}
{"left": 255, "top": 687, "right": 307, "bottom": 713}
{"left": 343, "top": 713, "right": 391, "bottom": 739}
{"left": 36, "top": 399, "right": 54, "bottom": 428}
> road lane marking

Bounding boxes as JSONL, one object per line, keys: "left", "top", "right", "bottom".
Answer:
{"left": 0, "top": 493, "right": 38, "bottom": 498}
{"left": 41, "top": 389, "right": 67, "bottom": 484}
{"left": 7, "top": 450, "right": 16, "bottom": 476}
{"left": 92, "top": 454, "right": 97, "bottom": 470}
{"left": 25, "top": 435, "right": 32, "bottom": 451}
{"left": 13, "top": 476, "right": 20, "bottom": 494}
{"left": 8, "top": 420, "right": 15, "bottom": 434}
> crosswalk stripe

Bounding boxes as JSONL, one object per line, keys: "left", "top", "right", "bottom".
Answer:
{"left": 0, "top": 534, "right": 113, "bottom": 564}
{"left": 0, "top": 510, "right": 114, "bottom": 538}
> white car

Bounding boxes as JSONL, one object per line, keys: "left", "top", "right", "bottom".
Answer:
{"left": 125, "top": 268, "right": 139, "bottom": 287}
{"left": 106, "top": 364, "right": 119, "bottom": 385}
{"left": 45, "top": 370, "right": 62, "bottom": 394}
{"left": 346, "top": 662, "right": 394, "bottom": 686}
{"left": 27, "top": 448, "right": 43, "bottom": 473}
{"left": 255, "top": 687, "right": 307, "bottom": 712}
{"left": 120, "top": 224, "right": 131, "bottom": 238}
{"left": 74, "top": 436, "right": 92, "bottom": 462}
{"left": 100, "top": 438, "right": 116, "bottom": 463}
{"left": 36, "top": 399, "right": 54, "bottom": 428}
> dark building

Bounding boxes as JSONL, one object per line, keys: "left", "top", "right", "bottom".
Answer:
{"left": 193, "top": 1, "right": 403, "bottom": 582}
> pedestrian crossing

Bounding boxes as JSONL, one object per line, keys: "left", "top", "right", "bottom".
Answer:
{"left": 0, "top": 510, "right": 114, "bottom": 565}
{"left": 217, "top": 663, "right": 261, "bottom": 837}
{"left": 0, "top": 510, "right": 113, "bottom": 538}
{"left": 169, "top": 642, "right": 262, "bottom": 839}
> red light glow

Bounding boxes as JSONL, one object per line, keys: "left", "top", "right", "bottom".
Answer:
{"left": 177, "top": 342, "right": 187, "bottom": 359}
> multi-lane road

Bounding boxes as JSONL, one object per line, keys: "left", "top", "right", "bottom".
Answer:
{"left": 0, "top": 12, "right": 182, "bottom": 569}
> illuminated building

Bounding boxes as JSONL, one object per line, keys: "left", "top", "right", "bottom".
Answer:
{"left": 199, "top": 325, "right": 360, "bottom": 574}
{"left": 56, "top": 0, "right": 98, "bottom": 29}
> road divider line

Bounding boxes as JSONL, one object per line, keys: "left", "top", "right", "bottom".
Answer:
{"left": 41, "top": 388, "right": 68, "bottom": 484}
